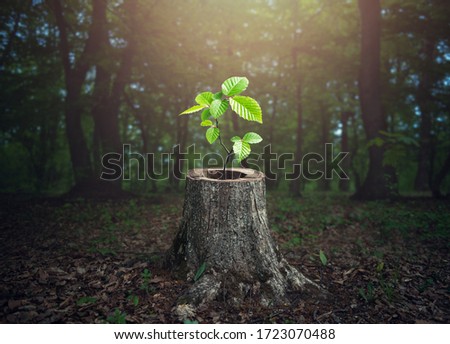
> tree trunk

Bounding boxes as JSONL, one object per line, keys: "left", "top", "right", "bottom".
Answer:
{"left": 349, "top": 112, "right": 362, "bottom": 191}
{"left": 52, "top": 0, "right": 101, "bottom": 187}
{"left": 290, "top": 73, "right": 304, "bottom": 197}
{"left": 339, "top": 111, "right": 350, "bottom": 192}
{"left": 265, "top": 94, "right": 278, "bottom": 190}
{"left": 414, "top": 35, "right": 436, "bottom": 192}
{"left": 353, "top": 0, "right": 393, "bottom": 200}
{"left": 52, "top": 0, "right": 137, "bottom": 196}
{"left": 0, "top": 6, "right": 21, "bottom": 70}
{"left": 289, "top": 0, "right": 303, "bottom": 197}
{"left": 431, "top": 151, "right": 450, "bottom": 198}
{"left": 90, "top": 0, "right": 137, "bottom": 193}
{"left": 171, "top": 110, "right": 189, "bottom": 191}
{"left": 125, "top": 94, "right": 158, "bottom": 192}
{"left": 64, "top": 89, "right": 93, "bottom": 185}
{"left": 319, "top": 102, "right": 331, "bottom": 191}
{"left": 165, "top": 169, "right": 319, "bottom": 307}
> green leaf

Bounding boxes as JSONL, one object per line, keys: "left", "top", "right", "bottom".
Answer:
{"left": 195, "top": 92, "right": 213, "bottom": 106}
{"left": 179, "top": 104, "right": 207, "bottom": 115}
{"left": 127, "top": 294, "right": 139, "bottom": 306}
{"left": 233, "top": 140, "right": 251, "bottom": 162}
{"left": 230, "top": 136, "right": 241, "bottom": 143}
{"left": 213, "top": 91, "right": 223, "bottom": 100}
{"left": 194, "top": 262, "right": 206, "bottom": 281}
{"left": 319, "top": 250, "right": 327, "bottom": 266}
{"left": 368, "top": 137, "right": 384, "bottom": 147}
{"left": 201, "top": 109, "right": 211, "bottom": 121}
{"left": 183, "top": 319, "right": 199, "bottom": 324}
{"left": 210, "top": 99, "right": 229, "bottom": 118}
{"left": 376, "top": 261, "right": 384, "bottom": 273}
{"left": 77, "top": 297, "right": 97, "bottom": 306}
{"left": 229, "top": 96, "right": 262, "bottom": 123}
{"left": 206, "top": 127, "right": 220, "bottom": 144}
{"left": 142, "top": 268, "right": 151, "bottom": 279}
{"left": 221, "top": 76, "right": 249, "bottom": 96}
{"left": 398, "top": 136, "right": 419, "bottom": 146}
{"left": 242, "top": 132, "right": 263, "bottom": 144}
{"left": 201, "top": 120, "right": 213, "bottom": 127}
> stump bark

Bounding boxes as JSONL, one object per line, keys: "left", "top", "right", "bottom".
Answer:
{"left": 165, "top": 168, "right": 319, "bottom": 307}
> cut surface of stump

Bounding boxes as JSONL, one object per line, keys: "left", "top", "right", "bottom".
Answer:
{"left": 165, "top": 168, "right": 319, "bottom": 307}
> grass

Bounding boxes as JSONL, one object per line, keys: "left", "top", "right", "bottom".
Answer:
{"left": 1, "top": 191, "right": 448, "bottom": 323}
{"left": 267, "top": 191, "right": 450, "bottom": 248}
{"left": 51, "top": 192, "right": 449, "bottom": 271}
{"left": 106, "top": 308, "right": 127, "bottom": 324}
{"left": 266, "top": 191, "right": 450, "bottom": 310}
{"left": 50, "top": 198, "right": 181, "bottom": 256}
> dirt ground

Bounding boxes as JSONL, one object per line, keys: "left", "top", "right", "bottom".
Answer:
{"left": 0, "top": 193, "right": 448, "bottom": 323}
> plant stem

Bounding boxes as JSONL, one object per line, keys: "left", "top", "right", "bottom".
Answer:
{"left": 223, "top": 152, "right": 234, "bottom": 179}
{"left": 215, "top": 119, "right": 233, "bottom": 179}
{"left": 216, "top": 119, "right": 230, "bottom": 155}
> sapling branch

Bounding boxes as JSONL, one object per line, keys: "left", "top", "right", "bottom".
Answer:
{"left": 179, "top": 76, "right": 263, "bottom": 179}
{"left": 215, "top": 119, "right": 234, "bottom": 179}
{"left": 223, "top": 151, "right": 234, "bottom": 179}
{"left": 216, "top": 119, "right": 230, "bottom": 155}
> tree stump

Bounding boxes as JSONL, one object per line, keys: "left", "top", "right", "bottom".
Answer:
{"left": 165, "top": 168, "right": 319, "bottom": 307}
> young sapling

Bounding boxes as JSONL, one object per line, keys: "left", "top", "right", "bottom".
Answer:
{"left": 179, "top": 76, "right": 263, "bottom": 178}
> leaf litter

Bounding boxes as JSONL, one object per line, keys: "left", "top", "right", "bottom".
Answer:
{"left": 0, "top": 193, "right": 448, "bottom": 323}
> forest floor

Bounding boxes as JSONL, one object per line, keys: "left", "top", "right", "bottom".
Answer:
{"left": 0, "top": 191, "right": 449, "bottom": 324}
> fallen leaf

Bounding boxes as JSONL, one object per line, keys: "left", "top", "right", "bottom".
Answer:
{"left": 8, "top": 299, "right": 24, "bottom": 310}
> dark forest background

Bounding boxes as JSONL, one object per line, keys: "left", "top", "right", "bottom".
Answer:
{"left": 1, "top": 0, "right": 450, "bottom": 325}
{"left": 1, "top": 0, "right": 450, "bottom": 199}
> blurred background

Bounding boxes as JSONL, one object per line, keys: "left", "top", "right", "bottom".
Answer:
{"left": 1, "top": 0, "right": 449, "bottom": 197}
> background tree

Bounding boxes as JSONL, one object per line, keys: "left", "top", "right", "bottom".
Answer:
{"left": 353, "top": 0, "right": 394, "bottom": 200}
{"left": 51, "top": 0, "right": 96, "bottom": 189}
{"left": 0, "top": 0, "right": 449, "bottom": 197}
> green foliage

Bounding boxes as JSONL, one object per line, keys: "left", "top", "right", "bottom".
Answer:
{"left": 195, "top": 92, "right": 214, "bottom": 106}
{"left": 359, "top": 282, "right": 376, "bottom": 303}
{"left": 229, "top": 96, "right": 263, "bottom": 123}
{"left": 107, "top": 308, "right": 127, "bottom": 324}
{"left": 194, "top": 262, "right": 206, "bottom": 281}
{"left": 127, "top": 294, "right": 139, "bottom": 307}
{"left": 360, "top": 201, "right": 450, "bottom": 243}
{"left": 210, "top": 99, "right": 229, "bottom": 119}
{"left": 2, "top": 0, "right": 450, "bottom": 195}
{"left": 379, "top": 131, "right": 419, "bottom": 147}
{"left": 183, "top": 319, "right": 199, "bottom": 324}
{"left": 242, "top": 132, "right": 263, "bottom": 144}
{"left": 376, "top": 261, "right": 384, "bottom": 273}
{"left": 201, "top": 120, "right": 213, "bottom": 127}
{"left": 59, "top": 200, "right": 147, "bottom": 256}
{"left": 76, "top": 296, "right": 97, "bottom": 306}
{"left": 283, "top": 236, "right": 302, "bottom": 249}
{"left": 206, "top": 127, "right": 220, "bottom": 144}
{"left": 179, "top": 76, "right": 263, "bottom": 168}
{"left": 179, "top": 104, "right": 207, "bottom": 115}
{"left": 319, "top": 250, "right": 328, "bottom": 266}
{"left": 232, "top": 140, "right": 251, "bottom": 162}
{"left": 230, "top": 132, "right": 263, "bottom": 161}
{"left": 221, "top": 76, "right": 249, "bottom": 96}
{"left": 418, "top": 278, "right": 434, "bottom": 293}
{"left": 379, "top": 279, "right": 395, "bottom": 302}
{"left": 140, "top": 268, "right": 152, "bottom": 293}
{"left": 201, "top": 109, "right": 211, "bottom": 121}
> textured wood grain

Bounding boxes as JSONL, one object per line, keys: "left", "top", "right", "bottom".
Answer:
{"left": 166, "top": 168, "right": 318, "bottom": 306}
